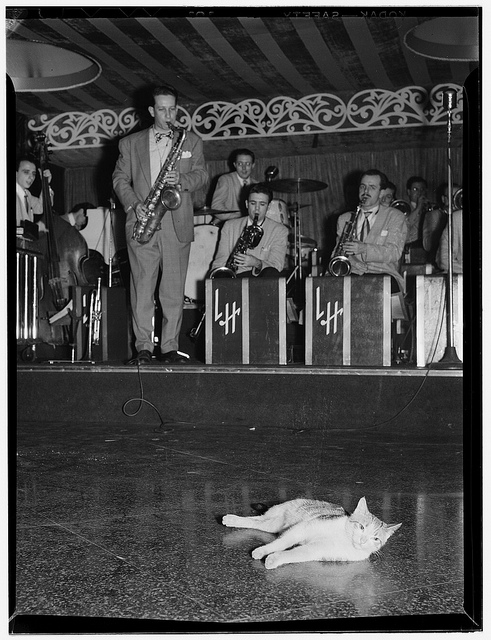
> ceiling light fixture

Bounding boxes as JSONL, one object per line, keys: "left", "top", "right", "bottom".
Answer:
{"left": 404, "top": 17, "right": 479, "bottom": 62}
{"left": 6, "top": 40, "right": 102, "bottom": 92}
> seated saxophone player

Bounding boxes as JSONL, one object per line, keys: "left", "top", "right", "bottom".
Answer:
{"left": 331, "top": 169, "right": 408, "bottom": 293}
{"left": 113, "top": 84, "right": 209, "bottom": 365}
{"left": 210, "top": 183, "right": 288, "bottom": 278}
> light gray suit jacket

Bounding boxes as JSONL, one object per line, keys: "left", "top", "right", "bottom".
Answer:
{"left": 211, "top": 172, "right": 257, "bottom": 215}
{"left": 334, "top": 204, "right": 408, "bottom": 291}
{"left": 112, "top": 127, "right": 208, "bottom": 243}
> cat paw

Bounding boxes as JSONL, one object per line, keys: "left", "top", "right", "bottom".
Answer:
{"left": 264, "top": 553, "right": 282, "bottom": 569}
{"left": 251, "top": 546, "right": 266, "bottom": 560}
{"left": 222, "top": 514, "right": 238, "bottom": 527}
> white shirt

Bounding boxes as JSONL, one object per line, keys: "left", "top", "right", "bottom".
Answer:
{"left": 149, "top": 127, "right": 172, "bottom": 184}
{"left": 357, "top": 207, "right": 378, "bottom": 239}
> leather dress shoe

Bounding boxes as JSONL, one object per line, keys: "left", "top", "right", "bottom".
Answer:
{"left": 127, "top": 349, "right": 153, "bottom": 365}
{"left": 161, "top": 350, "right": 189, "bottom": 364}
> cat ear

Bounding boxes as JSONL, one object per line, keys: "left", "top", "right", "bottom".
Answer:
{"left": 386, "top": 523, "right": 402, "bottom": 537}
{"left": 353, "top": 497, "right": 369, "bottom": 514}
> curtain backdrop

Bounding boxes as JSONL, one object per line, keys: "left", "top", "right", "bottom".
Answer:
{"left": 60, "top": 145, "right": 462, "bottom": 254}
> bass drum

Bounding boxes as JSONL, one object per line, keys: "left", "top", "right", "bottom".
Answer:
{"left": 287, "top": 235, "right": 317, "bottom": 270}
{"left": 266, "top": 198, "right": 290, "bottom": 227}
{"left": 184, "top": 224, "right": 219, "bottom": 305}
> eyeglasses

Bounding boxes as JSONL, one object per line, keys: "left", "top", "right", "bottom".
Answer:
{"left": 236, "top": 162, "right": 252, "bottom": 168}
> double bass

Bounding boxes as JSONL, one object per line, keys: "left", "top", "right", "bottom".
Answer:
{"left": 33, "top": 134, "right": 107, "bottom": 346}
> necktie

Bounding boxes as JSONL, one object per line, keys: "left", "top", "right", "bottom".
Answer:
{"left": 360, "top": 213, "right": 371, "bottom": 241}
{"left": 24, "top": 192, "right": 30, "bottom": 217}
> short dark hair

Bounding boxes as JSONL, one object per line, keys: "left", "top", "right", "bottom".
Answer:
{"left": 385, "top": 181, "right": 396, "bottom": 193}
{"left": 70, "top": 202, "right": 96, "bottom": 214}
{"left": 248, "top": 182, "right": 273, "bottom": 203}
{"left": 152, "top": 84, "right": 179, "bottom": 104}
{"left": 361, "top": 169, "right": 389, "bottom": 190}
{"left": 234, "top": 149, "right": 255, "bottom": 164}
{"left": 406, "top": 176, "right": 427, "bottom": 190}
{"left": 16, "top": 154, "right": 38, "bottom": 171}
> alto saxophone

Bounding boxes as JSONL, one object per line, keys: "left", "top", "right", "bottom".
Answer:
{"left": 328, "top": 204, "right": 362, "bottom": 277}
{"left": 132, "top": 122, "right": 187, "bottom": 244}
{"left": 208, "top": 211, "right": 264, "bottom": 278}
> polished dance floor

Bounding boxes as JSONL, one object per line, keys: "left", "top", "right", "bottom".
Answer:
{"left": 12, "top": 362, "right": 477, "bottom": 633}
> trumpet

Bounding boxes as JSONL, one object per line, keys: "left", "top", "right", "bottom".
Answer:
{"left": 88, "top": 277, "right": 102, "bottom": 360}
{"left": 391, "top": 199, "right": 412, "bottom": 216}
{"left": 328, "top": 205, "right": 362, "bottom": 277}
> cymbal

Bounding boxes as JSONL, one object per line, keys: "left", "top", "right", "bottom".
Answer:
{"left": 269, "top": 178, "right": 328, "bottom": 193}
{"left": 193, "top": 207, "right": 240, "bottom": 216}
{"left": 288, "top": 234, "right": 317, "bottom": 247}
{"left": 287, "top": 204, "right": 311, "bottom": 211}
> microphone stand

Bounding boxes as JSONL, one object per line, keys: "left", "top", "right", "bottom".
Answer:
{"left": 433, "top": 89, "right": 462, "bottom": 368}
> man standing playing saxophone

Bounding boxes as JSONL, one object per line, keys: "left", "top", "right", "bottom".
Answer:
{"left": 113, "top": 84, "right": 208, "bottom": 364}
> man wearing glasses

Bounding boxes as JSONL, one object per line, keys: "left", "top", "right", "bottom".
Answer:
{"left": 211, "top": 148, "right": 258, "bottom": 224}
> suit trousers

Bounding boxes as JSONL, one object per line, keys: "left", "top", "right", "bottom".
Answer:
{"left": 126, "top": 213, "right": 191, "bottom": 353}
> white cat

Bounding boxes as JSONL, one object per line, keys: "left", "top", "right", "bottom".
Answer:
{"left": 222, "top": 497, "right": 401, "bottom": 569}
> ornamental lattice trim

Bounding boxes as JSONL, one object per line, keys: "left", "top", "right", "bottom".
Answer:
{"left": 28, "top": 84, "right": 463, "bottom": 150}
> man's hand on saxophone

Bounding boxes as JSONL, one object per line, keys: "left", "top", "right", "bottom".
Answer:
{"left": 233, "top": 252, "right": 261, "bottom": 270}
{"left": 163, "top": 169, "right": 181, "bottom": 186}
{"left": 342, "top": 240, "right": 367, "bottom": 256}
{"left": 134, "top": 202, "right": 151, "bottom": 222}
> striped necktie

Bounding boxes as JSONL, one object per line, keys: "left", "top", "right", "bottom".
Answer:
{"left": 360, "top": 212, "right": 371, "bottom": 241}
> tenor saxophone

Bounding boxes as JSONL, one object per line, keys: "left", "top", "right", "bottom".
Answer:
{"left": 328, "top": 204, "right": 362, "bottom": 277}
{"left": 208, "top": 211, "right": 264, "bottom": 278}
{"left": 132, "top": 122, "right": 187, "bottom": 244}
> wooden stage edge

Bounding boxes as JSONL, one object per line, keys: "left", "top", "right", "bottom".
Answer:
{"left": 16, "top": 363, "right": 463, "bottom": 377}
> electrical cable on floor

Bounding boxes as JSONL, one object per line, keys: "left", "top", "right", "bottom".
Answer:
{"left": 122, "top": 362, "right": 183, "bottom": 433}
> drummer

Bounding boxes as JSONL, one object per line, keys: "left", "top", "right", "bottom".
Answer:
{"left": 211, "top": 148, "right": 258, "bottom": 225}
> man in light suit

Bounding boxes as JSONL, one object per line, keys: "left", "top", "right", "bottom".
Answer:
{"left": 333, "top": 169, "right": 408, "bottom": 292}
{"left": 113, "top": 84, "right": 208, "bottom": 364}
{"left": 211, "top": 148, "right": 257, "bottom": 224}
{"left": 211, "top": 183, "right": 288, "bottom": 277}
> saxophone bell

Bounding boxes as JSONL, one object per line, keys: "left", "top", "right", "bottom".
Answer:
{"left": 328, "top": 205, "right": 362, "bottom": 277}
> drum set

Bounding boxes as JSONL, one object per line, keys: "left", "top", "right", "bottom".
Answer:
{"left": 184, "top": 176, "right": 328, "bottom": 304}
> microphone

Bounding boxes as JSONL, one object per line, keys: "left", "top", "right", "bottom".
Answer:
{"left": 443, "top": 89, "right": 457, "bottom": 111}
{"left": 265, "top": 166, "right": 279, "bottom": 182}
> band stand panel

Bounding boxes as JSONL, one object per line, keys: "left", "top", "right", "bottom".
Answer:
{"left": 72, "top": 286, "right": 130, "bottom": 362}
{"left": 415, "top": 274, "right": 463, "bottom": 367}
{"left": 305, "top": 276, "right": 391, "bottom": 367}
{"left": 205, "top": 278, "right": 286, "bottom": 365}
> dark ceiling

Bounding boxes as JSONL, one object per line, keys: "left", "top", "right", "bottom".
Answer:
{"left": 6, "top": 10, "right": 479, "bottom": 120}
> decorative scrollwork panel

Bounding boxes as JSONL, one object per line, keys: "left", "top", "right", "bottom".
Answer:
{"left": 27, "top": 85, "right": 463, "bottom": 150}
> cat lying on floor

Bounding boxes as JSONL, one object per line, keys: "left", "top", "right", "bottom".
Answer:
{"left": 222, "top": 497, "right": 401, "bottom": 569}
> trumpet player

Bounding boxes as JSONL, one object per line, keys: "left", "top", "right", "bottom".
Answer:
{"left": 113, "top": 84, "right": 208, "bottom": 365}
{"left": 210, "top": 183, "right": 288, "bottom": 278}
{"left": 332, "top": 169, "right": 408, "bottom": 292}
